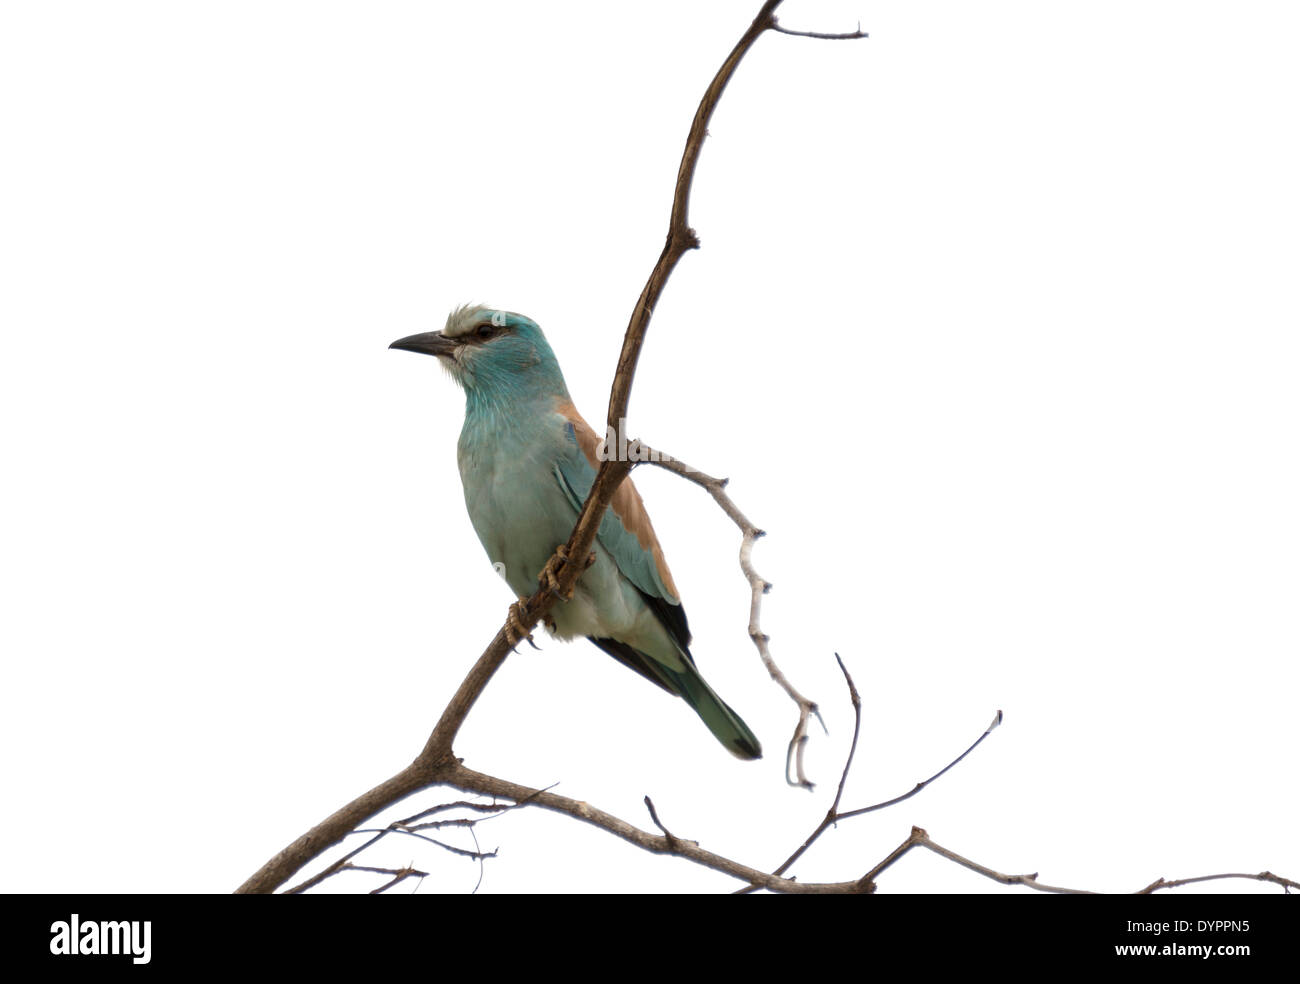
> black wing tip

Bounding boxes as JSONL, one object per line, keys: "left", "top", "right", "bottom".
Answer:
{"left": 641, "top": 588, "right": 691, "bottom": 652}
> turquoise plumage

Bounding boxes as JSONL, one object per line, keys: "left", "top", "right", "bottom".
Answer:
{"left": 391, "top": 304, "right": 761, "bottom": 760}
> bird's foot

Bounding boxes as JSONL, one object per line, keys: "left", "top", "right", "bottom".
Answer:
{"left": 506, "top": 598, "right": 540, "bottom": 650}
{"left": 541, "top": 546, "right": 576, "bottom": 601}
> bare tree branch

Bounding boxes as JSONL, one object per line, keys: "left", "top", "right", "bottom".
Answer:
{"left": 442, "top": 761, "right": 871, "bottom": 894}
{"left": 233, "top": 1, "right": 1293, "bottom": 899}
{"left": 235, "top": 0, "right": 857, "bottom": 896}
{"left": 276, "top": 655, "right": 1297, "bottom": 895}
{"left": 837, "top": 709, "right": 1004, "bottom": 821}
{"left": 730, "top": 661, "right": 1000, "bottom": 892}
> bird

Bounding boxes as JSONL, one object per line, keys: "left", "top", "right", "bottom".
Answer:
{"left": 390, "top": 304, "right": 761, "bottom": 760}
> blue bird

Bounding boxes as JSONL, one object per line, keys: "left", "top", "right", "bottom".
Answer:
{"left": 391, "top": 305, "right": 761, "bottom": 759}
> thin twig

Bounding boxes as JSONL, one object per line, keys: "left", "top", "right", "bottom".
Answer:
{"left": 395, "top": 785, "right": 556, "bottom": 832}
{"left": 643, "top": 796, "right": 685, "bottom": 851}
{"left": 912, "top": 828, "right": 1094, "bottom": 894}
{"left": 469, "top": 826, "right": 486, "bottom": 895}
{"left": 746, "top": 655, "right": 864, "bottom": 888}
{"left": 351, "top": 826, "right": 496, "bottom": 860}
{"left": 400, "top": 818, "right": 479, "bottom": 832}
{"left": 1137, "top": 871, "right": 1300, "bottom": 894}
{"left": 282, "top": 826, "right": 399, "bottom": 896}
{"left": 867, "top": 829, "right": 1300, "bottom": 895}
{"left": 281, "top": 803, "right": 501, "bottom": 894}
{"left": 772, "top": 21, "right": 868, "bottom": 40}
{"left": 838, "top": 709, "right": 1004, "bottom": 821}
{"left": 399, "top": 799, "right": 517, "bottom": 821}
{"left": 637, "top": 444, "right": 821, "bottom": 789}
{"left": 363, "top": 865, "right": 427, "bottom": 895}
{"left": 827, "top": 654, "right": 862, "bottom": 816}
{"left": 735, "top": 661, "right": 1000, "bottom": 892}
{"left": 859, "top": 827, "right": 1087, "bottom": 894}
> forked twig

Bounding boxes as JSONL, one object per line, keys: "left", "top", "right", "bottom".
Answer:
{"left": 862, "top": 826, "right": 1095, "bottom": 894}
{"left": 737, "top": 656, "right": 999, "bottom": 892}
{"left": 838, "top": 709, "right": 1004, "bottom": 821}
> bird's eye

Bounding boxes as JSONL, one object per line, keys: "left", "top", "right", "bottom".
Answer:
{"left": 476, "top": 324, "right": 495, "bottom": 339}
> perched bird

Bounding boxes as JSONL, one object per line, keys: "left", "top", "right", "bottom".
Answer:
{"left": 391, "top": 304, "right": 761, "bottom": 759}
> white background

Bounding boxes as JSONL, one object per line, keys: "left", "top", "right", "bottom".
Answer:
{"left": 3, "top": 0, "right": 1297, "bottom": 895}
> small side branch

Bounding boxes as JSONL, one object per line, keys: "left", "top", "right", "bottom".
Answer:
{"left": 860, "top": 826, "right": 1095, "bottom": 894}
{"left": 838, "top": 709, "right": 1004, "bottom": 821}
{"left": 281, "top": 795, "right": 502, "bottom": 894}
{"left": 364, "top": 865, "right": 428, "bottom": 895}
{"left": 644, "top": 796, "right": 685, "bottom": 852}
{"left": 772, "top": 21, "right": 868, "bottom": 40}
{"left": 1137, "top": 871, "right": 1300, "bottom": 894}
{"left": 637, "top": 444, "right": 821, "bottom": 789}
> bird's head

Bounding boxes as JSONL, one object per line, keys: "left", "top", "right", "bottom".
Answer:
{"left": 390, "top": 304, "right": 568, "bottom": 402}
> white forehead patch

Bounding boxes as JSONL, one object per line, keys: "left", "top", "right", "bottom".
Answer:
{"left": 444, "top": 303, "right": 493, "bottom": 338}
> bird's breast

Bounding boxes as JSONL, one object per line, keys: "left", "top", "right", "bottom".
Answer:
{"left": 457, "top": 416, "right": 574, "bottom": 596}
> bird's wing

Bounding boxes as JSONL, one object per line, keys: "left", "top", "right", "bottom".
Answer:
{"left": 552, "top": 400, "right": 764, "bottom": 761}
{"left": 551, "top": 399, "right": 691, "bottom": 652}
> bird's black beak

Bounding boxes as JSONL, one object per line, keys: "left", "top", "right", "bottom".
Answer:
{"left": 389, "top": 331, "right": 458, "bottom": 358}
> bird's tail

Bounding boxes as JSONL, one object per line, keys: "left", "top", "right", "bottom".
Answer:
{"left": 587, "top": 635, "right": 762, "bottom": 760}
{"left": 662, "top": 662, "right": 763, "bottom": 761}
